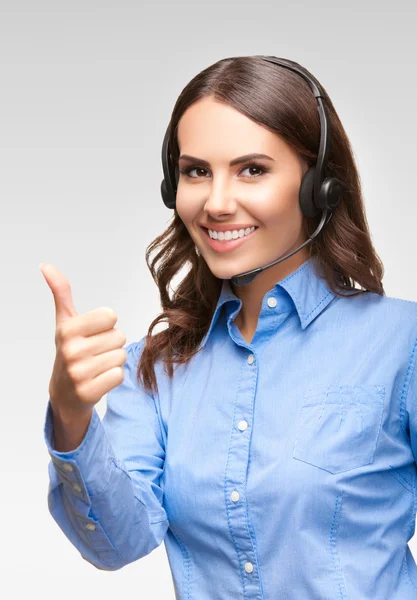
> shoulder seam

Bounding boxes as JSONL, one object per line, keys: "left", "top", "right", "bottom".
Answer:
{"left": 383, "top": 295, "right": 417, "bottom": 306}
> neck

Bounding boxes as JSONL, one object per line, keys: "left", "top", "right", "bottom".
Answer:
{"left": 231, "top": 246, "right": 312, "bottom": 336}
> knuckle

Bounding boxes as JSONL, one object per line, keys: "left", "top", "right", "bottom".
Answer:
{"left": 74, "top": 381, "right": 90, "bottom": 403}
{"left": 114, "top": 366, "right": 125, "bottom": 384}
{"left": 99, "top": 307, "right": 117, "bottom": 323}
{"left": 56, "top": 322, "right": 71, "bottom": 342}
{"left": 117, "top": 348, "right": 127, "bottom": 363}
{"left": 67, "top": 363, "right": 83, "bottom": 383}
{"left": 55, "top": 324, "right": 64, "bottom": 344}
{"left": 61, "top": 341, "right": 78, "bottom": 362}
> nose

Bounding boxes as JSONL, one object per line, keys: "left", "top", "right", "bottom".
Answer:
{"left": 202, "top": 176, "right": 237, "bottom": 215}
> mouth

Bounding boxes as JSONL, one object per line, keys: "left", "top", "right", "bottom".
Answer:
{"left": 199, "top": 225, "right": 259, "bottom": 254}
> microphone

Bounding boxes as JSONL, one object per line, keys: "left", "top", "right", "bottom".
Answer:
{"left": 230, "top": 209, "right": 331, "bottom": 286}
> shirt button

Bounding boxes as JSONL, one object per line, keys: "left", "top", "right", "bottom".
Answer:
{"left": 72, "top": 483, "right": 82, "bottom": 492}
{"left": 238, "top": 420, "right": 248, "bottom": 431}
{"left": 267, "top": 297, "right": 277, "bottom": 308}
{"left": 247, "top": 354, "right": 254, "bottom": 365}
{"left": 86, "top": 523, "right": 96, "bottom": 531}
{"left": 230, "top": 490, "right": 240, "bottom": 502}
{"left": 244, "top": 561, "right": 254, "bottom": 573}
{"left": 63, "top": 463, "right": 73, "bottom": 472}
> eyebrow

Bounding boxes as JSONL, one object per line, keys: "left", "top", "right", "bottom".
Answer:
{"left": 178, "top": 153, "right": 275, "bottom": 167}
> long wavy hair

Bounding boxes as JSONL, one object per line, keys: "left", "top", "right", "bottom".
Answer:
{"left": 136, "top": 54, "right": 385, "bottom": 395}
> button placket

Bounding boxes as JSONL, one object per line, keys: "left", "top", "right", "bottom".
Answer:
{"left": 224, "top": 348, "right": 261, "bottom": 596}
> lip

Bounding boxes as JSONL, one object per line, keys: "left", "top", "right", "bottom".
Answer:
{"left": 200, "top": 223, "right": 258, "bottom": 231}
{"left": 199, "top": 225, "right": 259, "bottom": 253}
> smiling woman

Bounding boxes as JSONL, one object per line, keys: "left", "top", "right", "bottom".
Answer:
{"left": 43, "top": 55, "right": 417, "bottom": 600}
{"left": 137, "top": 54, "right": 386, "bottom": 384}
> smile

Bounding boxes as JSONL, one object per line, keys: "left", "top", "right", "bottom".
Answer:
{"left": 199, "top": 225, "right": 259, "bottom": 253}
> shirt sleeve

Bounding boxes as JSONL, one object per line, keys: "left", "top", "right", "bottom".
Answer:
{"left": 43, "top": 338, "right": 169, "bottom": 571}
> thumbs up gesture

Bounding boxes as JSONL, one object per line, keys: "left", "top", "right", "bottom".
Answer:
{"left": 40, "top": 263, "right": 127, "bottom": 423}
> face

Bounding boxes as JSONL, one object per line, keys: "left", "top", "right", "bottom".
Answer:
{"left": 175, "top": 96, "right": 311, "bottom": 287}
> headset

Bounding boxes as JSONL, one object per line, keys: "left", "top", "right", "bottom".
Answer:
{"left": 160, "top": 56, "right": 345, "bottom": 286}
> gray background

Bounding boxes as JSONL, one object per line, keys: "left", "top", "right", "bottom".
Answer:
{"left": 1, "top": 0, "right": 416, "bottom": 597}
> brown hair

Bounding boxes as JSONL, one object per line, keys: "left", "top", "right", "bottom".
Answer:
{"left": 137, "top": 54, "right": 385, "bottom": 395}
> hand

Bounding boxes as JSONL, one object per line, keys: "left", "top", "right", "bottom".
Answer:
{"left": 40, "top": 263, "right": 127, "bottom": 422}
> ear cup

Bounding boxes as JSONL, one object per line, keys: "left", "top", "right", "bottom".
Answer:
{"left": 321, "top": 177, "right": 343, "bottom": 211}
{"left": 161, "top": 164, "right": 179, "bottom": 209}
{"left": 161, "top": 178, "right": 175, "bottom": 209}
{"left": 299, "top": 166, "right": 321, "bottom": 219}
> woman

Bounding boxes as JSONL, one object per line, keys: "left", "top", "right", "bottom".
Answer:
{"left": 42, "top": 55, "right": 417, "bottom": 599}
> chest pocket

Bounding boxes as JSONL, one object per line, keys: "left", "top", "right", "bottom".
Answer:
{"left": 293, "top": 384, "right": 385, "bottom": 474}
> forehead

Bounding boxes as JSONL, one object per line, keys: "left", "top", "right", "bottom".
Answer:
{"left": 176, "top": 96, "right": 288, "bottom": 158}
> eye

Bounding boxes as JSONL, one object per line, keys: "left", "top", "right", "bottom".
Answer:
{"left": 179, "top": 166, "right": 210, "bottom": 179}
{"left": 179, "top": 161, "right": 270, "bottom": 179}
{"left": 241, "top": 164, "right": 270, "bottom": 178}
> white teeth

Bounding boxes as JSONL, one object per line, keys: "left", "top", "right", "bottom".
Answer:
{"left": 208, "top": 226, "right": 256, "bottom": 241}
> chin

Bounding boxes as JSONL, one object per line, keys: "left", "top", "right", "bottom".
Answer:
{"left": 202, "top": 259, "right": 257, "bottom": 281}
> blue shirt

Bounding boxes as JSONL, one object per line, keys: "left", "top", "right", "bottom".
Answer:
{"left": 44, "top": 255, "right": 417, "bottom": 599}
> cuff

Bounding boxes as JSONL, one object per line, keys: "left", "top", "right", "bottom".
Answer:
{"left": 44, "top": 399, "right": 114, "bottom": 497}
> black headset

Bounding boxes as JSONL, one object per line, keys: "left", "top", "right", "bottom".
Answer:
{"left": 160, "top": 56, "right": 345, "bottom": 286}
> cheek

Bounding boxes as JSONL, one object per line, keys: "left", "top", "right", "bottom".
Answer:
{"left": 250, "top": 187, "right": 298, "bottom": 223}
{"left": 248, "top": 189, "right": 303, "bottom": 232}
{"left": 175, "top": 194, "right": 196, "bottom": 225}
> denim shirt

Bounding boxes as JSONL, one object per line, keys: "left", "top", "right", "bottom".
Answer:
{"left": 44, "top": 255, "right": 417, "bottom": 599}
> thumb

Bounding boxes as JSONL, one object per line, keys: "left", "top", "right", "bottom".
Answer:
{"left": 39, "top": 263, "right": 78, "bottom": 325}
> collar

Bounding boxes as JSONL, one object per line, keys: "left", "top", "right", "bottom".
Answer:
{"left": 198, "top": 255, "right": 337, "bottom": 351}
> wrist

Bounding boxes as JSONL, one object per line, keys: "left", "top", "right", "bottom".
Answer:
{"left": 50, "top": 405, "right": 94, "bottom": 453}
{"left": 50, "top": 401, "right": 93, "bottom": 427}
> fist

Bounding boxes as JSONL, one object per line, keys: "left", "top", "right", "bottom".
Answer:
{"left": 40, "top": 263, "right": 127, "bottom": 420}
